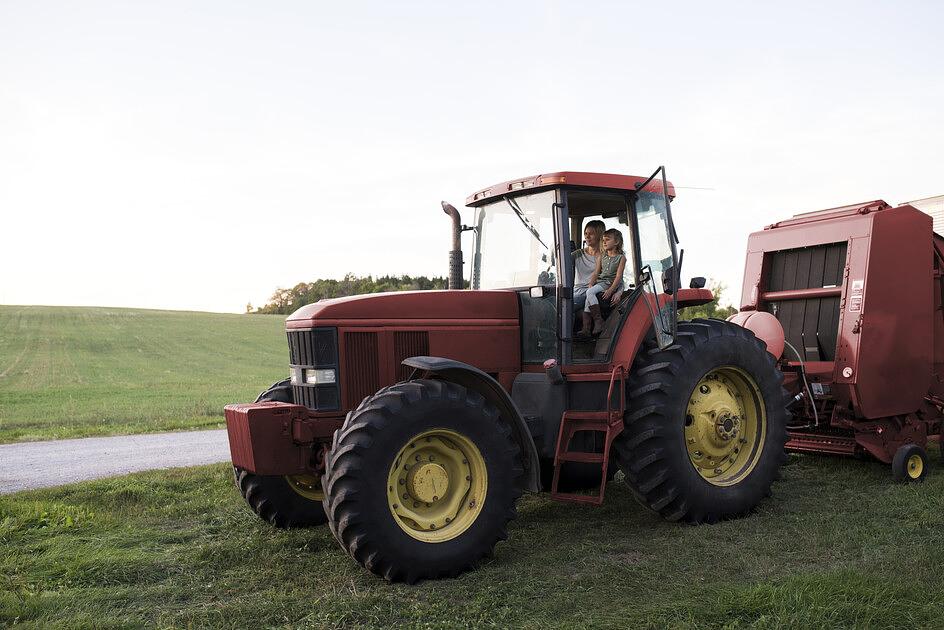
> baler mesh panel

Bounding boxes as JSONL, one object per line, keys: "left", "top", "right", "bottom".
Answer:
{"left": 344, "top": 332, "right": 381, "bottom": 408}
{"left": 765, "top": 242, "right": 847, "bottom": 361}
{"left": 393, "top": 331, "right": 429, "bottom": 381}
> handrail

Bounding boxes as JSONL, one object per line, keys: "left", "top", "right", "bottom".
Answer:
{"left": 605, "top": 365, "right": 625, "bottom": 420}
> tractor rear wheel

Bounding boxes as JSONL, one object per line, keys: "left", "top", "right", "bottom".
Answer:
{"left": 234, "top": 379, "right": 328, "bottom": 528}
{"left": 322, "top": 379, "right": 524, "bottom": 583}
{"left": 615, "top": 319, "right": 788, "bottom": 523}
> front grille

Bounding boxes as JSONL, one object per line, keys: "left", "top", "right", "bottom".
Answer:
{"left": 288, "top": 327, "right": 340, "bottom": 411}
{"left": 288, "top": 328, "right": 338, "bottom": 366}
{"left": 394, "top": 331, "right": 429, "bottom": 381}
{"left": 293, "top": 383, "right": 340, "bottom": 411}
{"left": 344, "top": 331, "right": 381, "bottom": 408}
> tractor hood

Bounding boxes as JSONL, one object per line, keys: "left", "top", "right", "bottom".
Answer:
{"left": 285, "top": 290, "right": 520, "bottom": 328}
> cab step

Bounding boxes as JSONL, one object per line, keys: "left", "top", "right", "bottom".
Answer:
{"left": 550, "top": 367, "right": 625, "bottom": 506}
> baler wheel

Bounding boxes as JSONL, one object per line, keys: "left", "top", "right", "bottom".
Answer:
{"left": 892, "top": 444, "right": 928, "bottom": 483}
{"left": 614, "top": 318, "right": 789, "bottom": 523}
{"left": 232, "top": 378, "right": 328, "bottom": 528}
{"left": 322, "top": 379, "right": 524, "bottom": 583}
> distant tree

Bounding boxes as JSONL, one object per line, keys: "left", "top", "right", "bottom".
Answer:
{"left": 679, "top": 280, "right": 737, "bottom": 320}
{"left": 252, "top": 274, "right": 449, "bottom": 314}
{"left": 245, "top": 302, "right": 253, "bottom": 314}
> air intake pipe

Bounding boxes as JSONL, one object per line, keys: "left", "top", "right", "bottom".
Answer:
{"left": 442, "top": 201, "right": 464, "bottom": 290}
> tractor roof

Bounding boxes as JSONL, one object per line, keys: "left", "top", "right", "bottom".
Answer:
{"left": 465, "top": 171, "right": 676, "bottom": 207}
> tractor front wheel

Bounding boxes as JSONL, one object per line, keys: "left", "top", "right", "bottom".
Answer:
{"left": 322, "top": 379, "right": 524, "bottom": 583}
{"left": 234, "top": 379, "right": 328, "bottom": 528}
{"left": 615, "top": 318, "right": 789, "bottom": 523}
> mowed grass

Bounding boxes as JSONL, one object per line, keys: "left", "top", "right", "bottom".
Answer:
{"left": 0, "top": 305, "right": 287, "bottom": 443}
{"left": 3, "top": 453, "right": 944, "bottom": 629}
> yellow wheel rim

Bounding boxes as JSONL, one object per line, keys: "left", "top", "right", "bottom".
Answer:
{"left": 285, "top": 473, "right": 324, "bottom": 501}
{"left": 386, "top": 428, "right": 488, "bottom": 543}
{"left": 907, "top": 454, "right": 924, "bottom": 479}
{"left": 685, "top": 366, "right": 766, "bottom": 486}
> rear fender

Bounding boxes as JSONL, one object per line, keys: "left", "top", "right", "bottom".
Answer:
{"left": 610, "top": 288, "right": 716, "bottom": 367}
{"left": 402, "top": 356, "right": 542, "bottom": 492}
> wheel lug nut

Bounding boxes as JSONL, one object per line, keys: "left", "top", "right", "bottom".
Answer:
{"left": 700, "top": 385, "right": 710, "bottom": 394}
{"left": 402, "top": 493, "right": 409, "bottom": 500}
{"left": 429, "top": 455, "right": 435, "bottom": 461}
{"left": 413, "top": 501, "right": 420, "bottom": 508}
{"left": 399, "top": 479, "right": 405, "bottom": 485}
{"left": 466, "top": 475, "right": 471, "bottom": 481}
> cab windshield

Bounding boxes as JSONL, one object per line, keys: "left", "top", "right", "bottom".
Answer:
{"left": 471, "top": 190, "right": 557, "bottom": 289}
{"left": 634, "top": 191, "right": 675, "bottom": 294}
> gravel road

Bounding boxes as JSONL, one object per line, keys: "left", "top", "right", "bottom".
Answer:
{"left": 0, "top": 429, "right": 230, "bottom": 494}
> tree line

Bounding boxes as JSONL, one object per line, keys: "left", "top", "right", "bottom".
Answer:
{"left": 250, "top": 274, "right": 735, "bottom": 318}
{"left": 249, "top": 274, "right": 449, "bottom": 314}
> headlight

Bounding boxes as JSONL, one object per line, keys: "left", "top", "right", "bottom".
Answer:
{"left": 304, "top": 368, "right": 337, "bottom": 385}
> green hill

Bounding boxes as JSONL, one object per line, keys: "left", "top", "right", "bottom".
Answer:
{"left": 0, "top": 306, "right": 288, "bottom": 443}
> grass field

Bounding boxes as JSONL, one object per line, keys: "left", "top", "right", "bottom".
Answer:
{"left": 0, "top": 305, "right": 287, "bottom": 443}
{"left": 2, "top": 452, "right": 944, "bottom": 628}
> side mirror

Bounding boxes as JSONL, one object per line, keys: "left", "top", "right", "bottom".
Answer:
{"left": 661, "top": 267, "right": 676, "bottom": 295}
{"left": 529, "top": 286, "right": 545, "bottom": 299}
{"left": 689, "top": 277, "right": 707, "bottom": 289}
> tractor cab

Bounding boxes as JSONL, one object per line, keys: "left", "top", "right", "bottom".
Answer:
{"left": 462, "top": 168, "right": 682, "bottom": 364}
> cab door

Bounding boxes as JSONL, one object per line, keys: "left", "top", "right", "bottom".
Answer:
{"left": 633, "top": 167, "right": 680, "bottom": 349}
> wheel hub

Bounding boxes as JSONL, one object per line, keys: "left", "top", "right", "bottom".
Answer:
{"left": 407, "top": 462, "right": 449, "bottom": 503}
{"left": 715, "top": 413, "right": 740, "bottom": 441}
{"left": 386, "top": 429, "right": 487, "bottom": 543}
{"left": 685, "top": 367, "right": 766, "bottom": 486}
{"left": 284, "top": 473, "right": 325, "bottom": 501}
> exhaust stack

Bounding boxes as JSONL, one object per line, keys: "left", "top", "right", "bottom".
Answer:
{"left": 442, "top": 201, "right": 464, "bottom": 289}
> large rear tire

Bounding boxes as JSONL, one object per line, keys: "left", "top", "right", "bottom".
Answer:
{"left": 234, "top": 379, "right": 328, "bottom": 528}
{"left": 614, "top": 319, "right": 788, "bottom": 523}
{"left": 322, "top": 379, "right": 524, "bottom": 583}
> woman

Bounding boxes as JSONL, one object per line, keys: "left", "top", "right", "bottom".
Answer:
{"left": 581, "top": 228, "right": 627, "bottom": 337}
{"left": 573, "top": 220, "right": 604, "bottom": 331}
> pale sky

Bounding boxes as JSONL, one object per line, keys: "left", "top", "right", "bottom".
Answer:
{"left": 2, "top": 1, "right": 942, "bottom": 313}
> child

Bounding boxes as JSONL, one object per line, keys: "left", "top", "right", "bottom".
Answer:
{"left": 579, "top": 228, "right": 626, "bottom": 338}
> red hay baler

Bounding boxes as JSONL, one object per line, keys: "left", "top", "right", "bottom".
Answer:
{"left": 733, "top": 199, "right": 944, "bottom": 481}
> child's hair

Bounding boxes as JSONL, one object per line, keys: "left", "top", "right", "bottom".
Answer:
{"left": 603, "top": 228, "right": 624, "bottom": 255}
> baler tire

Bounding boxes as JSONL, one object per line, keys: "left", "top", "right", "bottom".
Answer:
{"left": 892, "top": 444, "right": 928, "bottom": 483}
{"left": 614, "top": 318, "right": 789, "bottom": 523}
{"left": 234, "top": 468, "right": 328, "bottom": 528}
{"left": 322, "top": 379, "right": 524, "bottom": 583}
{"left": 232, "top": 378, "right": 328, "bottom": 528}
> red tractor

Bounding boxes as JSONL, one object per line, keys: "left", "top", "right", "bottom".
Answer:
{"left": 225, "top": 167, "right": 789, "bottom": 582}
